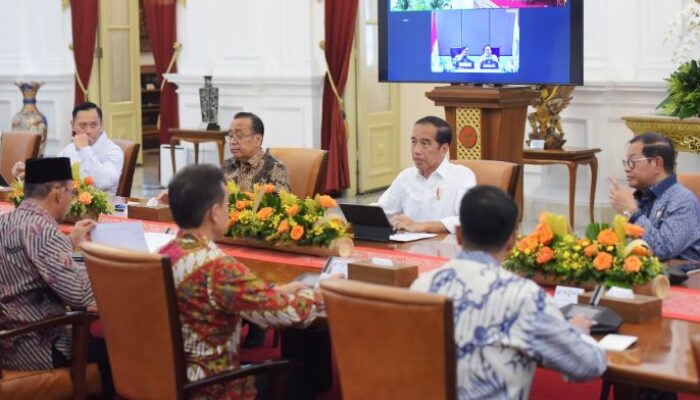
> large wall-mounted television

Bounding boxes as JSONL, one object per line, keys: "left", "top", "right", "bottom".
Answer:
{"left": 379, "top": 0, "right": 583, "bottom": 85}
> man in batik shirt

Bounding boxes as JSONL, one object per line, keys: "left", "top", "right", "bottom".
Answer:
{"left": 222, "top": 111, "right": 290, "bottom": 192}
{"left": 0, "top": 157, "right": 113, "bottom": 397}
{"left": 159, "top": 164, "right": 324, "bottom": 399}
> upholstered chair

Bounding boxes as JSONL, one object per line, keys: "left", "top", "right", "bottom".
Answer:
{"left": 268, "top": 148, "right": 328, "bottom": 197}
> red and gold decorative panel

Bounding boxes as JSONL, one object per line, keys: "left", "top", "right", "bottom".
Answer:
{"left": 456, "top": 107, "right": 481, "bottom": 160}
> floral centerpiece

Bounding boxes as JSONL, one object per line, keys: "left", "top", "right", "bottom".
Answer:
{"left": 222, "top": 181, "right": 354, "bottom": 257}
{"left": 504, "top": 213, "right": 665, "bottom": 290}
{"left": 8, "top": 163, "right": 113, "bottom": 221}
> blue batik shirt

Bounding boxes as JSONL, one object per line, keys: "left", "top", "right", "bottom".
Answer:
{"left": 630, "top": 174, "right": 700, "bottom": 261}
{"left": 410, "top": 251, "right": 606, "bottom": 400}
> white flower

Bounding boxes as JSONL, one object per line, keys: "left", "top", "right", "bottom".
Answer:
{"left": 664, "top": 2, "right": 700, "bottom": 63}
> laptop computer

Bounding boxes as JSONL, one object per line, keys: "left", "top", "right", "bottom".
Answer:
{"left": 338, "top": 203, "right": 392, "bottom": 242}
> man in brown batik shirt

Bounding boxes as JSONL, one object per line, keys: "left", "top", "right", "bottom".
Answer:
{"left": 222, "top": 112, "right": 290, "bottom": 192}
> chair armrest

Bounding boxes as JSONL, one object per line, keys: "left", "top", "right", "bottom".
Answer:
{"left": 183, "top": 359, "right": 300, "bottom": 393}
{"left": 0, "top": 311, "right": 98, "bottom": 340}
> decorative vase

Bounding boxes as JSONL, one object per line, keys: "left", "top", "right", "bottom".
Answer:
{"left": 199, "top": 76, "right": 219, "bottom": 130}
{"left": 11, "top": 82, "right": 48, "bottom": 156}
{"left": 216, "top": 236, "right": 355, "bottom": 258}
{"left": 63, "top": 209, "right": 100, "bottom": 225}
{"left": 622, "top": 114, "right": 700, "bottom": 155}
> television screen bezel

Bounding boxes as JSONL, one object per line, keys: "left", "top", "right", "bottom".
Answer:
{"left": 378, "top": 0, "right": 584, "bottom": 86}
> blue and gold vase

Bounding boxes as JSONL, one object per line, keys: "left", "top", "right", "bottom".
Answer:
{"left": 12, "top": 81, "right": 48, "bottom": 156}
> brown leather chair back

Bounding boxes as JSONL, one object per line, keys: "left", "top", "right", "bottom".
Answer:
{"left": 112, "top": 139, "right": 140, "bottom": 198}
{"left": 82, "top": 242, "right": 186, "bottom": 400}
{"left": 678, "top": 173, "right": 700, "bottom": 203}
{"left": 451, "top": 159, "right": 520, "bottom": 198}
{"left": 268, "top": 148, "right": 328, "bottom": 197}
{"left": 321, "top": 279, "right": 456, "bottom": 400}
{"left": 0, "top": 131, "right": 41, "bottom": 184}
{"left": 692, "top": 334, "right": 700, "bottom": 385}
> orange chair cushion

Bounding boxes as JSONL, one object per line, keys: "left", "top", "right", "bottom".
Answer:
{"left": 0, "top": 363, "right": 101, "bottom": 400}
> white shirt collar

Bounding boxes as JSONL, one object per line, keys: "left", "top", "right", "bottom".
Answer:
{"left": 415, "top": 156, "right": 450, "bottom": 180}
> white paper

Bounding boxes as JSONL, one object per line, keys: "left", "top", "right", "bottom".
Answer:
{"left": 390, "top": 232, "right": 437, "bottom": 242}
{"left": 529, "top": 139, "right": 545, "bottom": 150}
{"left": 554, "top": 286, "right": 585, "bottom": 308}
{"left": 370, "top": 257, "right": 394, "bottom": 267}
{"left": 606, "top": 286, "right": 635, "bottom": 300}
{"left": 317, "top": 257, "right": 352, "bottom": 285}
{"left": 91, "top": 222, "right": 149, "bottom": 252}
{"left": 598, "top": 334, "right": 638, "bottom": 351}
{"left": 144, "top": 232, "right": 175, "bottom": 253}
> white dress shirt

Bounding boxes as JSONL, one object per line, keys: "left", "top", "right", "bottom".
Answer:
{"left": 378, "top": 157, "right": 476, "bottom": 233}
{"left": 59, "top": 132, "right": 124, "bottom": 195}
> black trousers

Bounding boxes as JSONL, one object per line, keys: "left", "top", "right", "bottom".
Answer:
{"left": 52, "top": 336, "right": 115, "bottom": 400}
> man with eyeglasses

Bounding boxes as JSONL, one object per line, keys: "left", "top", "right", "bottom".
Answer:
{"left": 609, "top": 132, "right": 700, "bottom": 262}
{"left": 12, "top": 102, "right": 124, "bottom": 195}
{"left": 377, "top": 115, "right": 476, "bottom": 233}
{"left": 221, "top": 111, "right": 290, "bottom": 192}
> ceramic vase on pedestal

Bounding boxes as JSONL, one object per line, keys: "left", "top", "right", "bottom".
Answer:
{"left": 12, "top": 82, "right": 48, "bottom": 156}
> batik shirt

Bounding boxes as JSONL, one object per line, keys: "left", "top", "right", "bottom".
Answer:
{"left": 222, "top": 148, "right": 290, "bottom": 192}
{"left": 159, "top": 233, "right": 323, "bottom": 400}
{"left": 0, "top": 201, "right": 95, "bottom": 370}
{"left": 630, "top": 174, "right": 700, "bottom": 261}
{"left": 410, "top": 251, "right": 606, "bottom": 400}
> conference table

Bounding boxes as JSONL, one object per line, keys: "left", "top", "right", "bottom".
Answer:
{"left": 1, "top": 202, "right": 699, "bottom": 398}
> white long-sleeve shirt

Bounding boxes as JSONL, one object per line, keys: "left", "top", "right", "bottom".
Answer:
{"left": 377, "top": 157, "right": 476, "bottom": 233}
{"left": 59, "top": 132, "right": 124, "bottom": 195}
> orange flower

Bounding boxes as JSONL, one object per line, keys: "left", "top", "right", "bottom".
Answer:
{"left": 534, "top": 224, "right": 554, "bottom": 245}
{"left": 535, "top": 246, "right": 554, "bottom": 264}
{"left": 243, "top": 191, "right": 256, "bottom": 200}
{"left": 597, "top": 228, "right": 619, "bottom": 246}
{"left": 235, "top": 200, "right": 249, "bottom": 210}
{"left": 263, "top": 184, "right": 276, "bottom": 194}
{"left": 290, "top": 225, "right": 304, "bottom": 241}
{"left": 278, "top": 219, "right": 290, "bottom": 234}
{"left": 229, "top": 210, "right": 240, "bottom": 224}
{"left": 516, "top": 236, "right": 539, "bottom": 252}
{"left": 318, "top": 195, "right": 337, "bottom": 209}
{"left": 256, "top": 207, "right": 274, "bottom": 220}
{"left": 632, "top": 246, "right": 649, "bottom": 257}
{"left": 623, "top": 255, "right": 643, "bottom": 273}
{"left": 78, "top": 191, "right": 93, "bottom": 205}
{"left": 286, "top": 204, "right": 300, "bottom": 217}
{"left": 584, "top": 244, "right": 598, "bottom": 258}
{"left": 83, "top": 176, "right": 94, "bottom": 186}
{"left": 70, "top": 180, "right": 79, "bottom": 190}
{"left": 624, "top": 223, "right": 645, "bottom": 238}
{"left": 593, "top": 252, "right": 613, "bottom": 271}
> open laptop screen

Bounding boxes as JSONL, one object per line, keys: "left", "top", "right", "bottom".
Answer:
{"left": 338, "top": 204, "right": 392, "bottom": 242}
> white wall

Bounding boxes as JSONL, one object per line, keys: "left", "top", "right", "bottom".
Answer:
{"left": 0, "top": 0, "right": 74, "bottom": 156}
{"left": 398, "top": 0, "right": 700, "bottom": 230}
{"left": 166, "top": 0, "right": 326, "bottom": 158}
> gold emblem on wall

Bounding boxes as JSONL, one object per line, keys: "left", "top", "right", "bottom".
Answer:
{"left": 456, "top": 107, "right": 481, "bottom": 160}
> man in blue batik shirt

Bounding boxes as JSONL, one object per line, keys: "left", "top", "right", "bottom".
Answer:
{"left": 411, "top": 186, "right": 606, "bottom": 400}
{"left": 609, "top": 132, "right": 700, "bottom": 263}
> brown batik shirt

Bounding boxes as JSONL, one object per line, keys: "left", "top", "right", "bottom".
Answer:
{"left": 221, "top": 148, "right": 290, "bottom": 192}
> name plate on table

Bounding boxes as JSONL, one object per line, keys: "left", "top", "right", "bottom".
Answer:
{"left": 0, "top": 187, "right": 12, "bottom": 203}
{"left": 348, "top": 259, "right": 418, "bottom": 288}
{"left": 578, "top": 292, "right": 661, "bottom": 323}
{"left": 127, "top": 204, "right": 174, "bottom": 222}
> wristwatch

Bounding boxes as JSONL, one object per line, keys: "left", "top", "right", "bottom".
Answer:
{"left": 622, "top": 209, "right": 638, "bottom": 219}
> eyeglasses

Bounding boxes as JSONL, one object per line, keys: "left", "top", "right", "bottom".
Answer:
{"left": 76, "top": 121, "right": 100, "bottom": 130}
{"left": 622, "top": 156, "right": 654, "bottom": 170}
{"left": 229, "top": 132, "right": 257, "bottom": 142}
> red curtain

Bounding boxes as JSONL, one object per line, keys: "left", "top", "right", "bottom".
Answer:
{"left": 321, "top": 0, "right": 358, "bottom": 194}
{"left": 143, "top": 0, "right": 179, "bottom": 144}
{"left": 70, "top": 0, "right": 98, "bottom": 104}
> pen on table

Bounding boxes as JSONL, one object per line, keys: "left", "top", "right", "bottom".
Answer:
{"left": 165, "top": 228, "right": 173, "bottom": 234}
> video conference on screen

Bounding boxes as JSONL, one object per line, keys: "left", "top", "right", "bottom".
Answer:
{"left": 391, "top": 0, "right": 567, "bottom": 75}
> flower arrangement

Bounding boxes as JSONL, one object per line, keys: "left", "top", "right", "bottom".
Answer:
{"left": 504, "top": 212, "right": 664, "bottom": 288}
{"left": 225, "top": 182, "right": 353, "bottom": 254}
{"left": 8, "top": 163, "right": 113, "bottom": 220}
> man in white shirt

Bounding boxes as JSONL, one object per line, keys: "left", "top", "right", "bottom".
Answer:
{"left": 411, "top": 186, "right": 606, "bottom": 399}
{"left": 378, "top": 116, "right": 476, "bottom": 233}
{"left": 13, "top": 102, "right": 124, "bottom": 195}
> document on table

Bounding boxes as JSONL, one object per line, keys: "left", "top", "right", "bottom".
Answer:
{"left": 390, "top": 232, "right": 437, "bottom": 242}
{"left": 91, "top": 222, "right": 149, "bottom": 252}
{"left": 598, "top": 334, "right": 638, "bottom": 351}
{"left": 144, "top": 232, "right": 175, "bottom": 253}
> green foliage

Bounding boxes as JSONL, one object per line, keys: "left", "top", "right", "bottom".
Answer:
{"left": 658, "top": 60, "right": 700, "bottom": 119}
